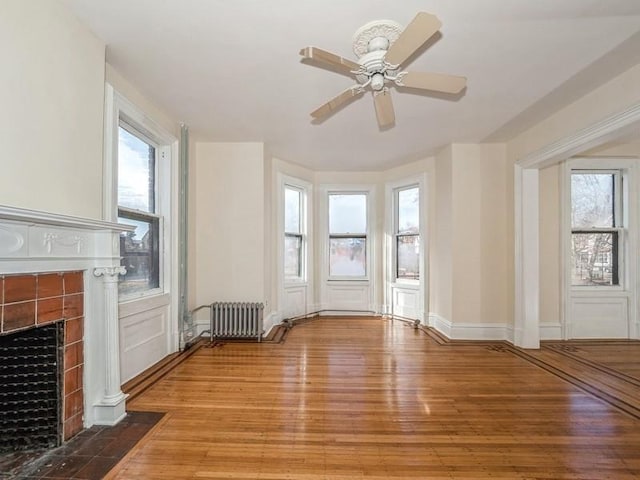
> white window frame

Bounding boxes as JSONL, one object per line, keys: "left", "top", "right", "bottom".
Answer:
{"left": 282, "top": 181, "right": 308, "bottom": 284}
{"left": 325, "top": 188, "right": 373, "bottom": 282}
{"left": 103, "top": 84, "right": 178, "bottom": 304}
{"left": 393, "top": 184, "right": 421, "bottom": 284}
{"left": 564, "top": 160, "right": 628, "bottom": 293}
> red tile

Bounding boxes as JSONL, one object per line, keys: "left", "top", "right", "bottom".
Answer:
{"left": 64, "top": 271, "right": 84, "bottom": 294}
{"left": 63, "top": 293, "right": 84, "bottom": 319}
{"left": 64, "top": 341, "right": 84, "bottom": 369}
{"left": 0, "top": 277, "right": 4, "bottom": 304}
{"left": 37, "top": 297, "right": 64, "bottom": 325}
{"left": 37, "top": 273, "right": 64, "bottom": 298}
{"left": 65, "top": 388, "right": 84, "bottom": 420}
{"left": 65, "top": 316, "right": 83, "bottom": 344}
{"left": 2, "top": 301, "right": 36, "bottom": 332}
{"left": 4, "top": 275, "right": 36, "bottom": 303}
{"left": 64, "top": 365, "right": 83, "bottom": 395}
{"left": 64, "top": 412, "right": 84, "bottom": 440}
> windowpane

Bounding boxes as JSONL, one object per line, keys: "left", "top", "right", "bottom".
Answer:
{"left": 329, "top": 194, "right": 366, "bottom": 234}
{"left": 118, "top": 126, "right": 155, "bottom": 213}
{"left": 284, "top": 187, "right": 301, "bottom": 233}
{"left": 329, "top": 238, "right": 366, "bottom": 276}
{"left": 398, "top": 187, "right": 419, "bottom": 234}
{"left": 397, "top": 236, "right": 419, "bottom": 280}
{"left": 118, "top": 214, "right": 160, "bottom": 295}
{"left": 284, "top": 234, "right": 302, "bottom": 279}
{"left": 571, "top": 173, "right": 614, "bottom": 228}
{"left": 571, "top": 232, "right": 618, "bottom": 286}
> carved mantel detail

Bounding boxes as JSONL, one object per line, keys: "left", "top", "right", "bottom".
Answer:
{"left": 94, "top": 266, "right": 127, "bottom": 278}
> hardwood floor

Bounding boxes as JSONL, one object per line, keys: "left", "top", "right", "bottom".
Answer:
{"left": 106, "top": 317, "right": 640, "bottom": 479}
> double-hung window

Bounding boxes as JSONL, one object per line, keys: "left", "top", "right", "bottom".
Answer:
{"left": 328, "top": 193, "right": 367, "bottom": 278}
{"left": 284, "top": 186, "right": 304, "bottom": 281}
{"left": 117, "top": 122, "right": 161, "bottom": 296}
{"left": 570, "top": 170, "right": 622, "bottom": 287}
{"left": 395, "top": 186, "right": 420, "bottom": 280}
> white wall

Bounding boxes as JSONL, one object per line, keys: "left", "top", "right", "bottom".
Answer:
{"left": 193, "top": 142, "right": 266, "bottom": 307}
{"left": 432, "top": 146, "right": 454, "bottom": 322}
{"left": 452, "top": 144, "right": 509, "bottom": 327}
{"left": 0, "top": 0, "right": 105, "bottom": 219}
{"left": 429, "top": 144, "right": 510, "bottom": 336}
{"left": 105, "top": 64, "right": 180, "bottom": 140}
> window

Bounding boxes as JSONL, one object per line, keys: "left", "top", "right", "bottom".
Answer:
{"left": 395, "top": 186, "right": 420, "bottom": 280}
{"left": 117, "top": 123, "right": 161, "bottom": 296}
{"left": 328, "top": 193, "right": 367, "bottom": 278}
{"left": 284, "top": 186, "right": 303, "bottom": 281}
{"left": 570, "top": 171, "right": 621, "bottom": 286}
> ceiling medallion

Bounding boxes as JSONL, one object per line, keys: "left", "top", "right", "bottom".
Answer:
{"left": 352, "top": 20, "right": 403, "bottom": 59}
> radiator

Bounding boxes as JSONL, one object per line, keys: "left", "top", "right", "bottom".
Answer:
{"left": 210, "top": 302, "right": 264, "bottom": 341}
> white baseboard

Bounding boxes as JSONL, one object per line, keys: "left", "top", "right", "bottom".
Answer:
{"left": 540, "top": 322, "right": 562, "bottom": 340}
{"left": 429, "top": 313, "right": 514, "bottom": 342}
{"left": 263, "top": 311, "right": 282, "bottom": 337}
{"left": 319, "top": 310, "right": 379, "bottom": 317}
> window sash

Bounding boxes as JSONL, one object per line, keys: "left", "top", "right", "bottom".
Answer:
{"left": 284, "top": 232, "right": 303, "bottom": 280}
{"left": 117, "top": 121, "right": 158, "bottom": 214}
{"left": 396, "top": 186, "right": 419, "bottom": 236}
{"left": 328, "top": 193, "right": 367, "bottom": 235}
{"left": 284, "top": 186, "right": 302, "bottom": 235}
{"left": 571, "top": 169, "right": 621, "bottom": 229}
{"left": 571, "top": 229, "right": 619, "bottom": 286}
{"left": 329, "top": 235, "right": 367, "bottom": 278}
{"left": 118, "top": 207, "right": 161, "bottom": 296}
{"left": 396, "top": 233, "right": 420, "bottom": 280}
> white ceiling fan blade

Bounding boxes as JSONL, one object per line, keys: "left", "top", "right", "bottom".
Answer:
{"left": 300, "top": 47, "right": 360, "bottom": 75}
{"left": 373, "top": 91, "right": 395, "bottom": 128}
{"left": 399, "top": 71, "right": 466, "bottom": 94}
{"left": 384, "top": 12, "right": 441, "bottom": 67}
{"left": 311, "top": 87, "right": 364, "bottom": 119}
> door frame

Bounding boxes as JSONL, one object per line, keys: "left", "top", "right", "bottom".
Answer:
{"left": 514, "top": 102, "right": 640, "bottom": 347}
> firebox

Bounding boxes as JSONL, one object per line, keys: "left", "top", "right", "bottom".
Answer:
{"left": 0, "top": 322, "right": 63, "bottom": 453}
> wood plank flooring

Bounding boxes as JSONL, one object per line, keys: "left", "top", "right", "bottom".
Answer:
{"left": 106, "top": 317, "right": 640, "bottom": 479}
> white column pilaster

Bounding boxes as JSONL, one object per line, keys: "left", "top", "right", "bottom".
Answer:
{"left": 514, "top": 165, "right": 540, "bottom": 349}
{"left": 92, "top": 266, "right": 127, "bottom": 425}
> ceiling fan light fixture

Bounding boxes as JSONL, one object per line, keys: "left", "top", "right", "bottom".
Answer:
{"left": 370, "top": 73, "right": 385, "bottom": 91}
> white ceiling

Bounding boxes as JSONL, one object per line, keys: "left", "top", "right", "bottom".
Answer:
{"left": 61, "top": 0, "right": 640, "bottom": 171}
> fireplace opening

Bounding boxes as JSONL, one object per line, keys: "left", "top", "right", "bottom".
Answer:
{"left": 0, "top": 322, "right": 63, "bottom": 454}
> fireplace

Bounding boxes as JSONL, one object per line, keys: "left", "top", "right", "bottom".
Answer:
{"left": 0, "top": 205, "right": 132, "bottom": 455}
{"left": 0, "top": 271, "right": 85, "bottom": 451}
{"left": 0, "top": 322, "right": 62, "bottom": 453}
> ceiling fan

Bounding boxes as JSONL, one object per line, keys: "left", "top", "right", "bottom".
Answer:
{"left": 300, "top": 12, "right": 466, "bottom": 128}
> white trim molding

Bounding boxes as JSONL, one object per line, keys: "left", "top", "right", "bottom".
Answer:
{"left": 517, "top": 101, "right": 640, "bottom": 169}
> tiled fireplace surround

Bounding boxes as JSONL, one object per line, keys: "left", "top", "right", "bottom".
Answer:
{"left": 0, "top": 205, "right": 133, "bottom": 447}
{"left": 1, "top": 271, "right": 85, "bottom": 441}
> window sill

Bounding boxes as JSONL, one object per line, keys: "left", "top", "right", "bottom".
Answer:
{"left": 119, "top": 291, "right": 170, "bottom": 317}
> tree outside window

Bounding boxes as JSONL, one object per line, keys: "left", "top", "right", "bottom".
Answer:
{"left": 571, "top": 172, "right": 620, "bottom": 286}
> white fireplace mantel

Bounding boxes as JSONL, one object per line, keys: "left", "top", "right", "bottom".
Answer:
{"left": 0, "top": 205, "right": 135, "bottom": 427}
